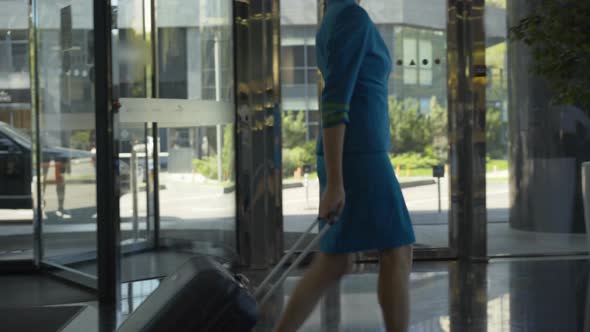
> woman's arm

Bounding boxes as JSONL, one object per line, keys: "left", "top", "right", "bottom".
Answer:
{"left": 319, "top": 124, "right": 346, "bottom": 222}
{"left": 323, "top": 124, "right": 345, "bottom": 189}
{"left": 318, "top": 6, "right": 370, "bottom": 221}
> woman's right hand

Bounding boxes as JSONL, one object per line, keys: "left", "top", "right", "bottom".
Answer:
{"left": 319, "top": 185, "right": 345, "bottom": 224}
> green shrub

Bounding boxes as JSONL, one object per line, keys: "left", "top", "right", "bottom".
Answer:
{"left": 192, "top": 124, "right": 235, "bottom": 181}
{"left": 283, "top": 111, "right": 307, "bottom": 149}
{"left": 282, "top": 148, "right": 299, "bottom": 177}
{"left": 222, "top": 124, "right": 235, "bottom": 181}
{"left": 388, "top": 96, "right": 449, "bottom": 164}
{"left": 192, "top": 157, "right": 217, "bottom": 179}
{"left": 282, "top": 141, "right": 316, "bottom": 177}
{"left": 390, "top": 152, "right": 439, "bottom": 170}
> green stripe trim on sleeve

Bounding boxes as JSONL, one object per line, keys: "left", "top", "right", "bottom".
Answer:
{"left": 322, "top": 111, "right": 349, "bottom": 122}
{"left": 322, "top": 113, "right": 349, "bottom": 128}
{"left": 321, "top": 102, "right": 350, "bottom": 110}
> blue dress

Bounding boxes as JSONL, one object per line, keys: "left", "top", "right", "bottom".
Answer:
{"left": 316, "top": 0, "right": 415, "bottom": 253}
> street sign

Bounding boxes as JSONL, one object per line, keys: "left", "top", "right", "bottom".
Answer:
{"left": 302, "top": 164, "right": 312, "bottom": 174}
{"left": 432, "top": 165, "right": 445, "bottom": 178}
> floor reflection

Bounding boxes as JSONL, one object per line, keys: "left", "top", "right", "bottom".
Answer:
{"left": 120, "top": 279, "right": 162, "bottom": 317}
{"left": 63, "top": 258, "right": 589, "bottom": 331}
{"left": 255, "top": 259, "right": 590, "bottom": 332}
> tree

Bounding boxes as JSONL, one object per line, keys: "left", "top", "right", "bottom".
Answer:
{"left": 487, "top": 0, "right": 506, "bottom": 9}
{"left": 486, "top": 107, "right": 505, "bottom": 159}
{"left": 429, "top": 97, "right": 448, "bottom": 163}
{"left": 282, "top": 111, "right": 307, "bottom": 149}
{"left": 69, "top": 131, "right": 91, "bottom": 150}
{"left": 389, "top": 97, "right": 432, "bottom": 154}
{"left": 510, "top": 0, "right": 590, "bottom": 110}
{"left": 222, "top": 124, "right": 234, "bottom": 180}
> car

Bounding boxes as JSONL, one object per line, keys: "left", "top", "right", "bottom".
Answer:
{"left": 0, "top": 122, "right": 130, "bottom": 210}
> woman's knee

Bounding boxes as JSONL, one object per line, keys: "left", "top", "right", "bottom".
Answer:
{"left": 379, "top": 245, "right": 413, "bottom": 272}
{"left": 315, "top": 253, "right": 353, "bottom": 279}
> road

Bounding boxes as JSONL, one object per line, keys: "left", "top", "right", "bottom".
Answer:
{"left": 0, "top": 173, "right": 509, "bottom": 250}
{"left": 1, "top": 174, "right": 509, "bottom": 226}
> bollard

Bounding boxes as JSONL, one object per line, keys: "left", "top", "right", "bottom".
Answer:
{"left": 131, "top": 150, "right": 139, "bottom": 241}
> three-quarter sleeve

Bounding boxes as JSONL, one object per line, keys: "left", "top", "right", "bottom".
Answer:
{"left": 320, "top": 7, "right": 371, "bottom": 129}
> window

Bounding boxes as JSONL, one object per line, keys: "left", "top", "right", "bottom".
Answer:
{"left": 0, "top": 31, "right": 29, "bottom": 73}
{"left": 0, "top": 135, "right": 18, "bottom": 153}
{"left": 403, "top": 36, "right": 435, "bottom": 86}
{"left": 420, "top": 97, "right": 431, "bottom": 114}
{"left": 403, "top": 38, "right": 417, "bottom": 85}
{"left": 306, "top": 46, "right": 316, "bottom": 67}
{"left": 282, "top": 69, "right": 309, "bottom": 85}
{"left": 281, "top": 46, "right": 306, "bottom": 68}
{"left": 419, "top": 40, "right": 433, "bottom": 86}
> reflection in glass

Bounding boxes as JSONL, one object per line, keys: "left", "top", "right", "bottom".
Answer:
{"left": 486, "top": 0, "right": 588, "bottom": 255}
{"left": 280, "top": 1, "right": 321, "bottom": 249}
{"left": 154, "top": 0, "right": 236, "bottom": 258}
{"left": 36, "top": 0, "right": 98, "bottom": 265}
{"left": 120, "top": 279, "right": 161, "bottom": 316}
{"left": 113, "top": 0, "right": 152, "bottom": 246}
{"left": 0, "top": 1, "right": 34, "bottom": 260}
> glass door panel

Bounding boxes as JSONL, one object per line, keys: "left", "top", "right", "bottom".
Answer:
{"left": 116, "top": 0, "right": 238, "bottom": 262}
{"left": 367, "top": 2, "right": 449, "bottom": 251}
{"left": 0, "top": 0, "right": 34, "bottom": 262}
{"left": 113, "top": 0, "right": 154, "bottom": 248}
{"left": 280, "top": 0, "right": 451, "bottom": 253}
{"left": 280, "top": 0, "right": 321, "bottom": 251}
{"left": 35, "top": 0, "right": 99, "bottom": 281}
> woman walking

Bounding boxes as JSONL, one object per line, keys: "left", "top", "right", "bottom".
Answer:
{"left": 274, "top": 1, "right": 415, "bottom": 331}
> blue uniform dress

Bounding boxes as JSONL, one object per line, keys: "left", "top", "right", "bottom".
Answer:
{"left": 316, "top": 0, "right": 415, "bottom": 253}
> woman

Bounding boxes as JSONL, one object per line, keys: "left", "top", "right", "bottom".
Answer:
{"left": 274, "top": 0, "right": 415, "bottom": 331}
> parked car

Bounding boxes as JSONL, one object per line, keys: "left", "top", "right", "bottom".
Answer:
{"left": 0, "top": 122, "right": 129, "bottom": 209}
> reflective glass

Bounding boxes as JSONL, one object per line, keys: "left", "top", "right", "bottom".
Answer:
{"left": 0, "top": 1, "right": 33, "bottom": 261}
{"left": 486, "top": 0, "right": 589, "bottom": 255}
{"left": 36, "top": 0, "right": 98, "bottom": 268}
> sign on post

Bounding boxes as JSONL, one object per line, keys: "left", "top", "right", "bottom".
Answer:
{"left": 432, "top": 165, "right": 445, "bottom": 178}
{"left": 432, "top": 165, "right": 445, "bottom": 213}
{"left": 302, "top": 164, "right": 312, "bottom": 174}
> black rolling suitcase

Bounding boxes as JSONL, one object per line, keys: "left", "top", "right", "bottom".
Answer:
{"left": 118, "top": 218, "right": 330, "bottom": 332}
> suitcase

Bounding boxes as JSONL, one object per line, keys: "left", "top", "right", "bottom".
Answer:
{"left": 118, "top": 218, "right": 331, "bottom": 332}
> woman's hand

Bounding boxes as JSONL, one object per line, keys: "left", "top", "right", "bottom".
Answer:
{"left": 319, "top": 185, "right": 345, "bottom": 224}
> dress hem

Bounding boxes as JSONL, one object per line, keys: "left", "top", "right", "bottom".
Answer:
{"left": 319, "top": 239, "right": 416, "bottom": 255}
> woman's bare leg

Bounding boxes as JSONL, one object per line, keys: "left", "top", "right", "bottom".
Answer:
{"left": 273, "top": 253, "right": 352, "bottom": 332}
{"left": 377, "top": 245, "right": 413, "bottom": 332}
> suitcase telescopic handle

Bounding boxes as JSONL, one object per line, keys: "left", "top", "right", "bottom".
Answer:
{"left": 255, "top": 218, "right": 332, "bottom": 307}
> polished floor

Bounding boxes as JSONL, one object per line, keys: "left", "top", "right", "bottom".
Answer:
{"left": 1, "top": 257, "right": 588, "bottom": 331}
{"left": 253, "top": 258, "right": 590, "bottom": 331}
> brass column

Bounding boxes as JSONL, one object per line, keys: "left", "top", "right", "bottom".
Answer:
{"left": 235, "top": 0, "right": 284, "bottom": 268}
{"left": 447, "top": 0, "right": 487, "bottom": 260}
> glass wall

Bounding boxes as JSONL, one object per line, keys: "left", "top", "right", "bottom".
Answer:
{"left": 280, "top": 0, "right": 450, "bottom": 251}
{"left": 115, "top": 0, "right": 237, "bottom": 260}
{"left": 487, "top": 0, "right": 589, "bottom": 256}
{"left": 484, "top": 0, "right": 510, "bottom": 243}
{"left": 156, "top": 0, "right": 235, "bottom": 258}
{"left": 35, "top": 0, "right": 99, "bottom": 267}
{"left": 0, "top": 0, "right": 33, "bottom": 261}
{"left": 114, "top": 0, "right": 154, "bottom": 248}
{"left": 280, "top": 0, "right": 321, "bottom": 249}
